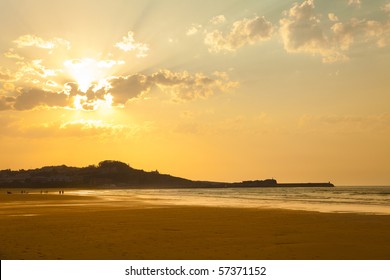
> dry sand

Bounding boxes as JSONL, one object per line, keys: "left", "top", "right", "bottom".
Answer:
{"left": 0, "top": 192, "right": 389, "bottom": 260}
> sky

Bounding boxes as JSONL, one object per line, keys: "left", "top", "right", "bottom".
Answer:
{"left": 0, "top": 0, "right": 389, "bottom": 185}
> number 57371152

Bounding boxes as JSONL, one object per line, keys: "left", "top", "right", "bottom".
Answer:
{"left": 218, "top": 266, "right": 266, "bottom": 276}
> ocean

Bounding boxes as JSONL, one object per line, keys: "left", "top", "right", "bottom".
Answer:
{"left": 68, "top": 186, "right": 390, "bottom": 215}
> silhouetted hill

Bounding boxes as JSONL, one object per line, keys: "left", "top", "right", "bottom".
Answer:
{"left": 0, "top": 160, "right": 192, "bottom": 188}
{"left": 0, "top": 160, "right": 334, "bottom": 188}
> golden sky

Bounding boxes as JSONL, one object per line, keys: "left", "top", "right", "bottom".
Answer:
{"left": 1, "top": 0, "right": 389, "bottom": 185}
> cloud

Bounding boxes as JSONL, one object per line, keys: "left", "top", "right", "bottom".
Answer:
{"left": 3, "top": 48, "right": 25, "bottom": 60}
{"left": 150, "top": 69, "right": 238, "bottom": 101}
{"left": 348, "top": 0, "right": 361, "bottom": 8}
{"left": 13, "top": 34, "right": 71, "bottom": 50}
{"left": 114, "top": 31, "right": 149, "bottom": 58}
{"left": 1, "top": 29, "right": 238, "bottom": 111}
{"left": 200, "top": 1, "right": 389, "bottom": 62}
{"left": 0, "top": 69, "right": 12, "bottom": 81}
{"left": 279, "top": 0, "right": 346, "bottom": 63}
{"left": 328, "top": 13, "right": 339, "bottom": 22}
{"left": 299, "top": 113, "right": 390, "bottom": 133}
{"left": 21, "top": 59, "right": 61, "bottom": 78}
{"left": 61, "top": 82, "right": 111, "bottom": 111}
{"left": 13, "top": 88, "right": 69, "bottom": 110}
{"left": 1, "top": 82, "right": 15, "bottom": 94}
{"left": 0, "top": 96, "right": 15, "bottom": 110}
{"left": 205, "top": 15, "right": 274, "bottom": 53}
{"left": 186, "top": 15, "right": 224, "bottom": 37}
{"left": 186, "top": 24, "right": 203, "bottom": 36}
{"left": 280, "top": 0, "right": 390, "bottom": 62}
{"left": 384, "top": 3, "right": 390, "bottom": 13}
{"left": 332, "top": 18, "right": 390, "bottom": 49}
{"left": 1, "top": 69, "right": 237, "bottom": 111}
{"left": 58, "top": 119, "right": 150, "bottom": 138}
{"left": 210, "top": 15, "right": 226, "bottom": 25}
{"left": 0, "top": 116, "right": 153, "bottom": 139}
{"left": 186, "top": 16, "right": 225, "bottom": 37}
{"left": 63, "top": 58, "right": 125, "bottom": 92}
{"left": 2, "top": 59, "right": 64, "bottom": 90}
{"left": 97, "top": 59, "right": 125, "bottom": 68}
{"left": 108, "top": 74, "right": 151, "bottom": 105}
{"left": 108, "top": 70, "right": 237, "bottom": 104}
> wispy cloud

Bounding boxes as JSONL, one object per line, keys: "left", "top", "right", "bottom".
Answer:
{"left": 58, "top": 119, "right": 151, "bottom": 138}
{"left": 114, "top": 31, "right": 149, "bottom": 58}
{"left": 384, "top": 3, "right": 390, "bottom": 13}
{"left": 13, "top": 34, "right": 71, "bottom": 50}
{"left": 210, "top": 15, "right": 226, "bottom": 25}
{"left": 299, "top": 113, "right": 390, "bottom": 133}
{"left": 0, "top": 116, "right": 153, "bottom": 139}
{"left": 186, "top": 24, "right": 203, "bottom": 36}
{"left": 0, "top": 69, "right": 13, "bottom": 81}
{"left": 348, "top": 0, "right": 361, "bottom": 8}
{"left": 328, "top": 13, "right": 339, "bottom": 22}
{"left": 4, "top": 48, "right": 25, "bottom": 60}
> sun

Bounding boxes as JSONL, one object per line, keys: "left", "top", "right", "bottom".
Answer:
{"left": 64, "top": 58, "right": 118, "bottom": 111}
{"left": 64, "top": 58, "right": 109, "bottom": 92}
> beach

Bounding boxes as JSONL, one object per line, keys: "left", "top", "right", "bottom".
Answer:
{"left": 1, "top": 191, "right": 390, "bottom": 260}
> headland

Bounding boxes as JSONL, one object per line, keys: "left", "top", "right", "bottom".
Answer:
{"left": 0, "top": 160, "right": 334, "bottom": 189}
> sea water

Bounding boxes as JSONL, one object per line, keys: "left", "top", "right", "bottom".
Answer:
{"left": 69, "top": 186, "right": 390, "bottom": 215}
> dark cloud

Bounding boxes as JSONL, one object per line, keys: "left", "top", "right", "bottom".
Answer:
{"left": 13, "top": 88, "right": 69, "bottom": 110}
{"left": 0, "top": 69, "right": 236, "bottom": 111}
{"left": 107, "top": 70, "right": 237, "bottom": 103}
{"left": 0, "top": 96, "right": 15, "bottom": 110}
{"left": 150, "top": 69, "right": 230, "bottom": 100}
{"left": 109, "top": 74, "right": 151, "bottom": 104}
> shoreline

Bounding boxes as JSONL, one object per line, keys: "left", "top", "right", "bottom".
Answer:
{"left": 1, "top": 193, "right": 390, "bottom": 260}
{"left": 2, "top": 187, "right": 390, "bottom": 215}
{"left": 0, "top": 184, "right": 335, "bottom": 193}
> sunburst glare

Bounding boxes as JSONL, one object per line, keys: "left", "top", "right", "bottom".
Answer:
{"left": 64, "top": 58, "right": 117, "bottom": 92}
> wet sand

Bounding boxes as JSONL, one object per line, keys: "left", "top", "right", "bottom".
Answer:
{"left": 0, "top": 192, "right": 389, "bottom": 260}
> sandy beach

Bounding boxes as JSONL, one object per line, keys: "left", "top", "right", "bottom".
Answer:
{"left": 1, "top": 191, "right": 389, "bottom": 260}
